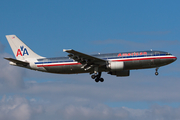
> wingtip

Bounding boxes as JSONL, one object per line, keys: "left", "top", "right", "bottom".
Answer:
{"left": 63, "top": 49, "right": 72, "bottom": 52}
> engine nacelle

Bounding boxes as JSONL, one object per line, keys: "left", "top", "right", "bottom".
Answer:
{"left": 108, "top": 70, "right": 130, "bottom": 77}
{"left": 107, "top": 62, "right": 129, "bottom": 77}
{"left": 107, "top": 62, "right": 124, "bottom": 70}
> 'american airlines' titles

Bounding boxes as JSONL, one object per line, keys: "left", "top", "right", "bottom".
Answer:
{"left": 118, "top": 52, "right": 147, "bottom": 57}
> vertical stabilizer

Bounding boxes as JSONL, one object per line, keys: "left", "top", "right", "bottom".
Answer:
{"left": 6, "top": 35, "right": 43, "bottom": 60}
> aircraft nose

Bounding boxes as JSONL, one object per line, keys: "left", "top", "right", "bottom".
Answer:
{"left": 172, "top": 56, "right": 177, "bottom": 62}
{"left": 174, "top": 56, "right": 177, "bottom": 61}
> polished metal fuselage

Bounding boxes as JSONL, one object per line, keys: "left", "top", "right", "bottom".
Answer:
{"left": 34, "top": 50, "right": 177, "bottom": 74}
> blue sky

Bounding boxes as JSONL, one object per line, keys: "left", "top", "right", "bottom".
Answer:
{"left": 0, "top": 0, "right": 180, "bottom": 120}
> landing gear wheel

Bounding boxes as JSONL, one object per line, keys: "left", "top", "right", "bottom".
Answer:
{"left": 155, "top": 68, "right": 159, "bottom": 76}
{"left": 155, "top": 72, "right": 159, "bottom": 76}
{"left": 91, "top": 75, "right": 96, "bottom": 79}
{"left": 95, "top": 79, "right": 99, "bottom": 82}
{"left": 91, "top": 72, "right": 104, "bottom": 83}
{"left": 100, "top": 78, "right": 104, "bottom": 82}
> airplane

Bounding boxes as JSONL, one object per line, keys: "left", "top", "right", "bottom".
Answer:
{"left": 4, "top": 35, "right": 177, "bottom": 82}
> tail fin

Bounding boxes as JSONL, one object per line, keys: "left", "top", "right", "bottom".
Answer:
{"left": 6, "top": 35, "right": 43, "bottom": 60}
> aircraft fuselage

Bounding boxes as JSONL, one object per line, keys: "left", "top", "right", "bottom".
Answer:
{"left": 32, "top": 50, "right": 176, "bottom": 74}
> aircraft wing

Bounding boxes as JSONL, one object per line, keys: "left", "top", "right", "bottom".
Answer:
{"left": 4, "top": 58, "right": 29, "bottom": 66}
{"left": 63, "top": 49, "right": 107, "bottom": 70}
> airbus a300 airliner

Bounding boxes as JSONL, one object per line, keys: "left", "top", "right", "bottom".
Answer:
{"left": 5, "top": 35, "right": 177, "bottom": 82}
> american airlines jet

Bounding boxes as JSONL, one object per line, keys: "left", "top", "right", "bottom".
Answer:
{"left": 5, "top": 35, "right": 177, "bottom": 82}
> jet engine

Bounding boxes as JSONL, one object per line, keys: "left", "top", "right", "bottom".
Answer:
{"left": 107, "top": 62, "right": 130, "bottom": 76}
{"left": 106, "top": 62, "right": 124, "bottom": 70}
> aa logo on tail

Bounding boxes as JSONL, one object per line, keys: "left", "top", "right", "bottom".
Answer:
{"left": 16, "top": 46, "right": 29, "bottom": 56}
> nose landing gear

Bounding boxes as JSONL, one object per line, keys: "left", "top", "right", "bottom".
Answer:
{"left": 91, "top": 72, "right": 104, "bottom": 82}
{"left": 155, "top": 68, "right": 159, "bottom": 76}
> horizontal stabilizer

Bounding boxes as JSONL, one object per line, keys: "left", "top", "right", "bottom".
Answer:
{"left": 4, "top": 57, "right": 29, "bottom": 66}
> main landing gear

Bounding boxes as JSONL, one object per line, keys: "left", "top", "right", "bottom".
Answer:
{"left": 155, "top": 68, "right": 159, "bottom": 76}
{"left": 91, "top": 72, "right": 104, "bottom": 82}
